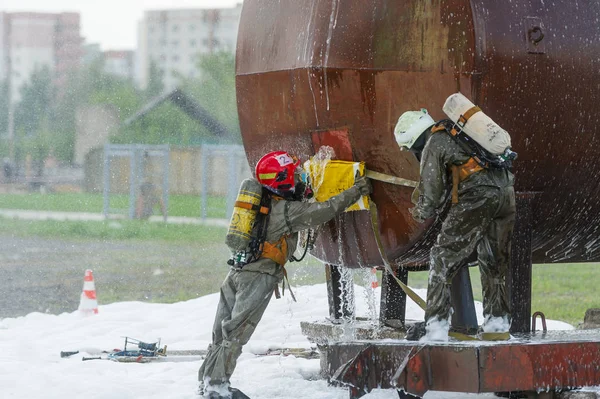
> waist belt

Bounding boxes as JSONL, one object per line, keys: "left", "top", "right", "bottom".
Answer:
{"left": 260, "top": 236, "right": 288, "bottom": 266}
{"left": 450, "top": 158, "right": 484, "bottom": 204}
{"left": 260, "top": 236, "right": 297, "bottom": 302}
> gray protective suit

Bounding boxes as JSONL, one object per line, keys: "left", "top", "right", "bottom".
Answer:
{"left": 198, "top": 183, "right": 364, "bottom": 391}
{"left": 411, "top": 130, "right": 515, "bottom": 327}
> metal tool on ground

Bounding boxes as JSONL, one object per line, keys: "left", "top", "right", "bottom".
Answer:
{"left": 61, "top": 343, "right": 319, "bottom": 363}
{"left": 63, "top": 336, "right": 167, "bottom": 363}
{"left": 106, "top": 336, "right": 166, "bottom": 362}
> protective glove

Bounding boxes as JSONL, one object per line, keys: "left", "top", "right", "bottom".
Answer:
{"left": 354, "top": 174, "right": 372, "bottom": 196}
{"left": 409, "top": 206, "right": 426, "bottom": 223}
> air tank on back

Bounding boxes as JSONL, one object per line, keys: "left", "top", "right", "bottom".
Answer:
{"left": 235, "top": 0, "right": 600, "bottom": 268}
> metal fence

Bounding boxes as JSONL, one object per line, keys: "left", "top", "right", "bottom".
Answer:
{"left": 101, "top": 143, "right": 250, "bottom": 222}
{"left": 102, "top": 144, "right": 170, "bottom": 220}
{"left": 200, "top": 144, "right": 249, "bottom": 220}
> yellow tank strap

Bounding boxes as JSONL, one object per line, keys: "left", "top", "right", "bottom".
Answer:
{"left": 450, "top": 157, "right": 484, "bottom": 204}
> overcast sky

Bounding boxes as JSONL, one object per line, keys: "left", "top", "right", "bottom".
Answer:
{"left": 1, "top": 0, "right": 243, "bottom": 50}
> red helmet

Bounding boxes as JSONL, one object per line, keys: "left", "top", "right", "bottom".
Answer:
{"left": 255, "top": 151, "right": 301, "bottom": 195}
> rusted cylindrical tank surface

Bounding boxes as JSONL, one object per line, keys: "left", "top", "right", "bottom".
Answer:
{"left": 236, "top": 0, "right": 600, "bottom": 267}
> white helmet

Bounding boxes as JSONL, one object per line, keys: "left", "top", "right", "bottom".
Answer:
{"left": 394, "top": 109, "right": 435, "bottom": 149}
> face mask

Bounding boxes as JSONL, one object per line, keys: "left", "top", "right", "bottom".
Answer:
{"left": 292, "top": 167, "right": 313, "bottom": 200}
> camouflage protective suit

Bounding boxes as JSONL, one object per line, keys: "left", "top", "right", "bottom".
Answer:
{"left": 198, "top": 183, "right": 365, "bottom": 394}
{"left": 410, "top": 129, "right": 515, "bottom": 329}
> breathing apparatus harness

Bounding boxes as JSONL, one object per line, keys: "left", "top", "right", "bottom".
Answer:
{"left": 227, "top": 186, "right": 314, "bottom": 302}
{"left": 227, "top": 187, "right": 272, "bottom": 268}
{"left": 431, "top": 114, "right": 517, "bottom": 204}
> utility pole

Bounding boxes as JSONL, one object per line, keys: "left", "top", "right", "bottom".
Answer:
{"left": 7, "top": 88, "right": 14, "bottom": 162}
{"left": 4, "top": 14, "right": 14, "bottom": 164}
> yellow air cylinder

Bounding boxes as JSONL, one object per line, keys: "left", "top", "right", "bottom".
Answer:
{"left": 226, "top": 178, "right": 265, "bottom": 252}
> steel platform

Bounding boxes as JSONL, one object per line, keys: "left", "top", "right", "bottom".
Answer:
{"left": 328, "top": 329, "right": 600, "bottom": 398}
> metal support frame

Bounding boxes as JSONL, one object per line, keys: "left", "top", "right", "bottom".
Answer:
{"left": 450, "top": 266, "right": 478, "bottom": 334}
{"left": 508, "top": 193, "right": 535, "bottom": 333}
{"left": 377, "top": 264, "right": 477, "bottom": 333}
{"left": 329, "top": 330, "right": 600, "bottom": 399}
{"left": 325, "top": 264, "right": 355, "bottom": 320}
{"left": 379, "top": 265, "right": 407, "bottom": 326}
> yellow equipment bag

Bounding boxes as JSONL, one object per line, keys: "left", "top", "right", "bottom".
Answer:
{"left": 304, "top": 159, "right": 369, "bottom": 211}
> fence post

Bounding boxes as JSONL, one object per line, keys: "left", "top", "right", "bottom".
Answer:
{"left": 102, "top": 144, "right": 111, "bottom": 219}
{"left": 162, "top": 145, "right": 170, "bottom": 221}
{"left": 200, "top": 145, "right": 208, "bottom": 220}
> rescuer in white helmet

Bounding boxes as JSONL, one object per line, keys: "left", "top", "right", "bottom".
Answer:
{"left": 394, "top": 100, "right": 515, "bottom": 342}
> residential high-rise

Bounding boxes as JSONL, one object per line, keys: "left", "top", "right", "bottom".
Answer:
{"left": 0, "top": 13, "right": 7, "bottom": 82}
{"left": 136, "top": 4, "right": 242, "bottom": 91}
{"left": 1, "top": 12, "right": 82, "bottom": 103}
{"left": 104, "top": 50, "right": 135, "bottom": 81}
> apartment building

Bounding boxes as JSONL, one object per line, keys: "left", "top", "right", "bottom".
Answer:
{"left": 104, "top": 50, "right": 134, "bottom": 81}
{"left": 136, "top": 3, "right": 242, "bottom": 91}
{"left": 0, "top": 12, "right": 82, "bottom": 103}
{"left": 0, "top": 13, "right": 7, "bottom": 82}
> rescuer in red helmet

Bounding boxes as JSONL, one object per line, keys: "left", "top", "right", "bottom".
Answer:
{"left": 197, "top": 150, "right": 371, "bottom": 399}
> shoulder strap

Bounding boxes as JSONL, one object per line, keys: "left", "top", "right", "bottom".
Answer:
{"left": 435, "top": 120, "right": 490, "bottom": 169}
{"left": 457, "top": 106, "right": 482, "bottom": 128}
{"left": 283, "top": 200, "right": 293, "bottom": 233}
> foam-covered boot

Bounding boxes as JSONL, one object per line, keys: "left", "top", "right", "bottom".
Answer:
{"left": 422, "top": 317, "right": 450, "bottom": 342}
{"left": 230, "top": 387, "right": 250, "bottom": 399}
{"left": 204, "top": 387, "right": 250, "bottom": 399}
{"left": 480, "top": 315, "right": 511, "bottom": 340}
{"left": 405, "top": 322, "right": 426, "bottom": 341}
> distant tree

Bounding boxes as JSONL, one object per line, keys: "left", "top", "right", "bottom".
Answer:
{"left": 0, "top": 79, "right": 8, "bottom": 138}
{"left": 180, "top": 51, "right": 241, "bottom": 143}
{"left": 11, "top": 66, "right": 54, "bottom": 169}
{"left": 14, "top": 66, "right": 54, "bottom": 138}
{"left": 52, "top": 60, "right": 143, "bottom": 161}
{"left": 0, "top": 80, "right": 8, "bottom": 158}
{"left": 145, "top": 60, "right": 165, "bottom": 99}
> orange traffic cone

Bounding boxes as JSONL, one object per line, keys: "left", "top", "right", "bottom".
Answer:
{"left": 370, "top": 268, "right": 379, "bottom": 289}
{"left": 78, "top": 269, "right": 98, "bottom": 314}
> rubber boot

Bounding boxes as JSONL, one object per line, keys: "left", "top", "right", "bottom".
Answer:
{"left": 405, "top": 322, "right": 426, "bottom": 341}
{"left": 230, "top": 387, "right": 250, "bottom": 399}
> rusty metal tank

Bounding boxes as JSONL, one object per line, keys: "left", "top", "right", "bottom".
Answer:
{"left": 235, "top": 0, "right": 600, "bottom": 268}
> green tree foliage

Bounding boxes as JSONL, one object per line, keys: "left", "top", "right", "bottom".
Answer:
{"left": 12, "top": 66, "right": 54, "bottom": 168}
{"left": 50, "top": 59, "right": 142, "bottom": 162}
{"left": 145, "top": 60, "right": 165, "bottom": 100}
{"left": 5, "top": 50, "right": 241, "bottom": 167}
{"left": 180, "top": 51, "right": 241, "bottom": 143}
{"left": 14, "top": 66, "right": 54, "bottom": 139}
{"left": 118, "top": 51, "right": 240, "bottom": 145}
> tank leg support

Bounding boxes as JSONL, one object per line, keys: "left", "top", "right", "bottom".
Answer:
{"left": 450, "top": 266, "right": 479, "bottom": 334}
{"left": 397, "top": 389, "right": 422, "bottom": 398}
{"left": 348, "top": 386, "right": 366, "bottom": 399}
{"left": 325, "top": 264, "right": 355, "bottom": 320}
{"left": 380, "top": 265, "right": 408, "bottom": 327}
{"left": 507, "top": 193, "right": 535, "bottom": 334}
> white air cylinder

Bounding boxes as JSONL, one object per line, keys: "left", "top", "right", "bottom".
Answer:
{"left": 442, "top": 92, "right": 512, "bottom": 155}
